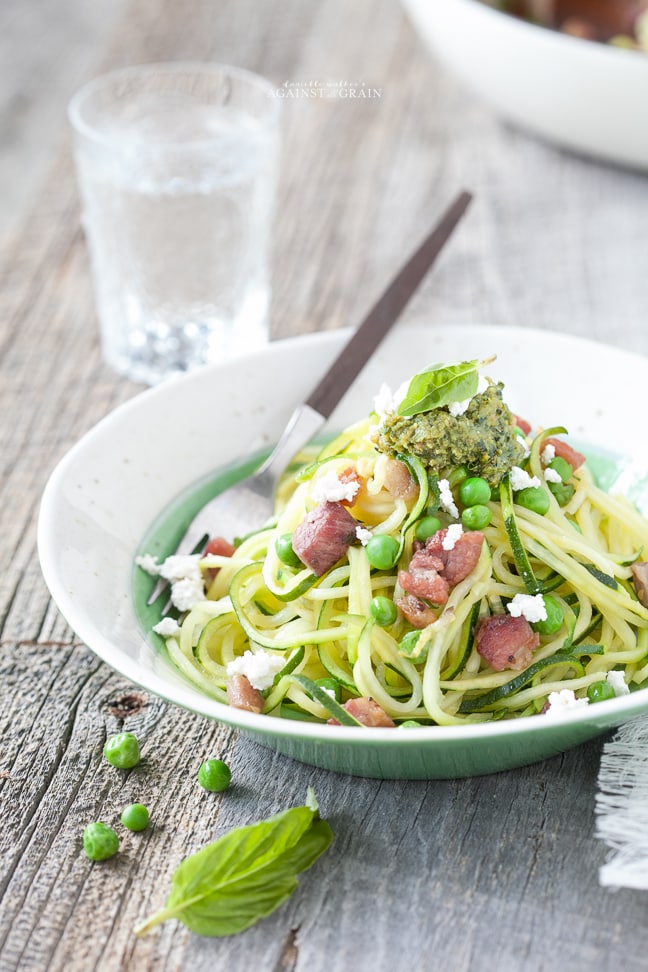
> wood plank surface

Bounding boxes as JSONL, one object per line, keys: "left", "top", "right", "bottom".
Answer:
{"left": 2, "top": 0, "right": 648, "bottom": 970}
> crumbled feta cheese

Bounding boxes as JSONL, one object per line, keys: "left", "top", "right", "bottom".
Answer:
{"left": 135, "top": 554, "right": 161, "bottom": 575}
{"left": 438, "top": 479, "right": 459, "bottom": 519}
{"left": 442, "top": 524, "right": 464, "bottom": 551}
{"left": 157, "top": 554, "right": 201, "bottom": 582}
{"left": 170, "top": 576, "right": 205, "bottom": 612}
{"left": 355, "top": 525, "right": 373, "bottom": 545}
{"left": 448, "top": 398, "right": 471, "bottom": 417}
{"left": 226, "top": 650, "right": 285, "bottom": 691}
{"left": 507, "top": 593, "right": 547, "bottom": 623}
{"left": 153, "top": 617, "right": 182, "bottom": 637}
{"left": 137, "top": 552, "right": 205, "bottom": 612}
{"left": 447, "top": 375, "right": 489, "bottom": 418}
{"left": 312, "top": 469, "right": 359, "bottom": 504}
{"left": 320, "top": 686, "right": 337, "bottom": 700}
{"left": 606, "top": 669, "right": 630, "bottom": 697}
{"left": 544, "top": 467, "right": 562, "bottom": 484}
{"left": 541, "top": 443, "right": 556, "bottom": 464}
{"left": 509, "top": 466, "right": 541, "bottom": 491}
{"left": 372, "top": 380, "right": 410, "bottom": 423}
{"left": 545, "top": 689, "right": 590, "bottom": 716}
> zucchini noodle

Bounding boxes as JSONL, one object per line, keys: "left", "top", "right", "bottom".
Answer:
{"left": 143, "top": 363, "right": 648, "bottom": 727}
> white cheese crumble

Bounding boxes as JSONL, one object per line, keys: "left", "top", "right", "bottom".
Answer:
{"left": 509, "top": 466, "right": 541, "bottom": 491}
{"left": 153, "top": 617, "right": 182, "bottom": 637}
{"left": 545, "top": 689, "right": 590, "bottom": 716}
{"left": 355, "top": 525, "right": 373, "bottom": 545}
{"left": 135, "top": 552, "right": 204, "bottom": 612}
{"left": 372, "top": 380, "right": 410, "bottom": 420}
{"left": 447, "top": 375, "right": 489, "bottom": 417}
{"left": 606, "top": 669, "right": 630, "bottom": 697}
{"left": 438, "top": 479, "right": 459, "bottom": 519}
{"left": 442, "top": 524, "right": 464, "bottom": 551}
{"left": 448, "top": 398, "right": 471, "bottom": 418}
{"left": 507, "top": 593, "right": 547, "bottom": 623}
{"left": 544, "top": 467, "right": 562, "bottom": 484}
{"left": 226, "top": 650, "right": 285, "bottom": 691}
{"left": 541, "top": 443, "right": 556, "bottom": 464}
{"left": 311, "top": 469, "right": 359, "bottom": 504}
{"left": 135, "top": 553, "right": 160, "bottom": 574}
{"left": 321, "top": 686, "right": 337, "bottom": 700}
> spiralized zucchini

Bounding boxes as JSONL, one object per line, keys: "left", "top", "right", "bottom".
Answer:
{"left": 147, "top": 372, "right": 648, "bottom": 727}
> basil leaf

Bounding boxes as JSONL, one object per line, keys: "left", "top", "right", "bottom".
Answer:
{"left": 397, "top": 360, "right": 479, "bottom": 416}
{"left": 135, "top": 790, "right": 333, "bottom": 938}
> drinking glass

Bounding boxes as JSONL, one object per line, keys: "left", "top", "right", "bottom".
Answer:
{"left": 69, "top": 63, "right": 281, "bottom": 384}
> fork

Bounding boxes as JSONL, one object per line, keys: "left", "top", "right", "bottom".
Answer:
{"left": 147, "top": 190, "right": 473, "bottom": 604}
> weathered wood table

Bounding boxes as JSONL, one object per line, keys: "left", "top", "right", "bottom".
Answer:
{"left": 3, "top": 1, "right": 648, "bottom": 969}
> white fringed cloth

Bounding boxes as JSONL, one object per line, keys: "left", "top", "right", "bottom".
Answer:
{"left": 596, "top": 717, "right": 648, "bottom": 889}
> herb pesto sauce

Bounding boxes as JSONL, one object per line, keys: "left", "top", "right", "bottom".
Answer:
{"left": 374, "top": 383, "right": 525, "bottom": 486}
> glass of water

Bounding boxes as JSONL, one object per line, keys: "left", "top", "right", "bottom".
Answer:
{"left": 69, "top": 63, "right": 281, "bottom": 385}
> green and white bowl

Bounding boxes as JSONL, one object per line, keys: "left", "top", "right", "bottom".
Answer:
{"left": 38, "top": 323, "right": 648, "bottom": 778}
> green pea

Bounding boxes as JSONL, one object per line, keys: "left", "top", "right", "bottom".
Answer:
{"left": 198, "top": 758, "right": 231, "bottom": 792}
{"left": 532, "top": 595, "right": 564, "bottom": 635}
{"left": 275, "top": 533, "right": 302, "bottom": 568}
{"left": 515, "top": 486, "right": 550, "bottom": 516}
{"left": 370, "top": 596, "right": 398, "bottom": 627}
{"left": 399, "top": 720, "right": 422, "bottom": 728}
{"left": 120, "top": 803, "right": 150, "bottom": 832}
{"left": 549, "top": 457, "right": 573, "bottom": 482}
{"left": 315, "top": 677, "right": 342, "bottom": 702}
{"left": 103, "top": 732, "right": 140, "bottom": 769}
{"left": 461, "top": 504, "right": 492, "bottom": 531}
{"left": 587, "top": 680, "right": 616, "bottom": 704}
{"left": 398, "top": 630, "right": 421, "bottom": 657}
{"left": 83, "top": 822, "right": 119, "bottom": 861}
{"left": 415, "top": 515, "right": 442, "bottom": 542}
{"left": 548, "top": 481, "right": 575, "bottom": 507}
{"left": 365, "top": 534, "right": 400, "bottom": 570}
{"left": 459, "top": 476, "right": 491, "bottom": 507}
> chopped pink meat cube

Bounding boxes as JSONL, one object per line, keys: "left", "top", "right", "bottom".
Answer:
{"left": 227, "top": 674, "right": 264, "bottom": 713}
{"left": 292, "top": 501, "right": 358, "bottom": 576}
{"left": 329, "top": 697, "right": 396, "bottom": 728}
{"left": 474, "top": 614, "right": 539, "bottom": 672}
{"left": 631, "top": 561, "right": 648, "bottom": 607}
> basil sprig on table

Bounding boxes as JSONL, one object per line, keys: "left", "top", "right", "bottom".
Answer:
{"left": 134, "top": 789, "right": 332, "bottom": 938}
{"left": 397, "top": 359, "right": 480, "bottom": 416}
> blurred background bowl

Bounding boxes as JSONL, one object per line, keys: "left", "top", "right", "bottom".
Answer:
{"left": 401, "top": 0, "right": 648, "bottom": 170}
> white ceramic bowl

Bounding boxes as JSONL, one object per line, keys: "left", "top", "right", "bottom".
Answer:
{"left": 38, "top": 324, "right": 648, "bottom": 779}
{"left": 401, "top": 0, "right": 648, "bottom": 170}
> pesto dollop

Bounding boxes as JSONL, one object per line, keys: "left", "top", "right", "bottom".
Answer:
{"left": 374, "top": 382, "right": 525, "bottom": 487}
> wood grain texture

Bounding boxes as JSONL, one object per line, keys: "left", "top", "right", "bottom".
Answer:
{"left": 2, "top": 0, "right": 648, "bottom": 969}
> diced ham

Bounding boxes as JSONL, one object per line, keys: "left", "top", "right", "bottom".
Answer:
{"left": 384, "top": 459, "right": 419, "bottom": 502}
{"left": 205, "top": 536, "right": 236, "bottom": 557}
{"left": 203, "top": 535, "right": 236, "bottom": 588}
{"left": 337, "top": 467, "right": 365, "bottom": 507}
{"left": 395, "top": 594, "right": 438, "bottom": 629}
{"left": 226, "top": 673, "right": 264, "bottom": 713}
{"left": 292, "top": 501, "right": 358, "bottom": 576}
{"left": 398, "top": 528, "right": 484, "bottom": 609}
{"left": 631, "top": 561, "right": 648, "bottom": 608}
{"left": 542, "top": 436, "right": 586, "bottom": 471}
{"left": 513, "top": 414, "right": 532, "bottom": 436}
{"left": 398, "top": 558, "right": 449, "bottom": 604}
{"left": 474, "top": 614, "right": 540, "bottom": 672}
{"left": 328, "top": 697, "right": 396, "bottom": 728}
{"left": 425, "top": 529, "right": 485, "bottom": 586}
